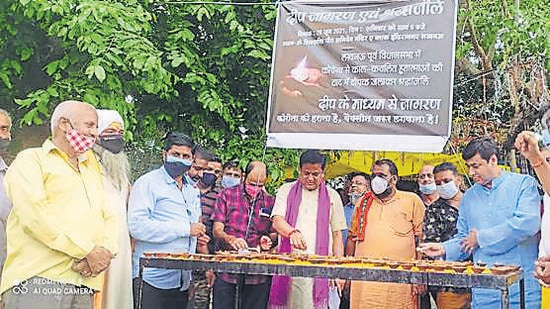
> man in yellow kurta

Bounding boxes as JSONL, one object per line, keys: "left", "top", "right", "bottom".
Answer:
{"left": 346, "top": 159, "right": 425, "bottom": 309}
{"left": 1, "top": 101, "right": 118, "bottom": 309}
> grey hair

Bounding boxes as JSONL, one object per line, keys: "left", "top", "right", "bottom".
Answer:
{"left": 0, "top": 109, "right": 12, "bottom": 128}
{"left": 50, "top": 100, "right": 94, "bottom": 133}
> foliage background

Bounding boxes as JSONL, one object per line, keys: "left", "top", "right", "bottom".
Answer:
{"left": 0, "top": 0, "right": 548, "bottom": 184}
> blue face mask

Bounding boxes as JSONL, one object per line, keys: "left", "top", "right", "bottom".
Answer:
{"left": 164, "top": 155, "right": 192, "bottom": 179}
{"left": 221, "top": 176, "right": 241, "bottom": 188}
{"left": 437, "top": 181, "right": 459, "bottom": 200}
{"left": 419, "top": 182, "right": 437, "bottom": 195}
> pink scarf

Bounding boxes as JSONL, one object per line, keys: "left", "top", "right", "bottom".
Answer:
{"left": 269, "top": 180, "right": 330, "bottom": 309}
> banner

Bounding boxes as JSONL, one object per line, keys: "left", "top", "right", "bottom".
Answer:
{"left": 266, "top": 0, "right": 458, "bottom": 152}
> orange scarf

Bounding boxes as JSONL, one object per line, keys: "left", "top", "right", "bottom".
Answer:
{"left": 355, "top": 192, "right": 374, "bottom": 242}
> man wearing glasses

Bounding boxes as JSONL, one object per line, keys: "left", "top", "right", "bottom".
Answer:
{"left": 417, "top": 165, "right": 439, "bottom": 208}
{"left": 128, "top": 132, "right": 209, "bottom": 309}
{"left": 347, "top": 159, "right": 425, "bottom": 309}
{"left": 212, "top": 161, "right": 276, "bottom": 309}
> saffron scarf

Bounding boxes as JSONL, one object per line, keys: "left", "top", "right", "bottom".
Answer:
{"left": 354, "top": 192, "right": 375, "bottom": 242}
{"left": 269, "top": 180, "right": 331, "bottom": 309}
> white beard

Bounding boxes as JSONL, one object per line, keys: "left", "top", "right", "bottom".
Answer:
{"left": 93, "top": 144, "right": 130, "bottom": 191}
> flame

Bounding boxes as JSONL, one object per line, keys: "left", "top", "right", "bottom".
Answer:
{"left": 290, "top": 56, "right": 308, "bottom": 81}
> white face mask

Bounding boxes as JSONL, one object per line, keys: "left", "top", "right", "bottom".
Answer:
{"left": 371, "top": 176, "right": 388, "bottom": 195}
{"left": 437, "top": 181, "right": 459, "bottom": 199}
{"left": 419, "top": 182, "right": 437, "bottom": 195}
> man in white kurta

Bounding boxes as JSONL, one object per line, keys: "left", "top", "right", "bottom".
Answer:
{"left": 271, "top": 150, "right": 347, "bottom": 309}
{"left": 93, "top": 109, "right": 133, "bottom": 309}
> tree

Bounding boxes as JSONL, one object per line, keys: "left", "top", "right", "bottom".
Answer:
{"left": 0, "top": 0, "right": 298, "bottom": 187}
{"left": 0, "top": 0, "right": 548, "bottom": 180}
{"left": 450, "top": 0, "right": 549, "bottom": 156}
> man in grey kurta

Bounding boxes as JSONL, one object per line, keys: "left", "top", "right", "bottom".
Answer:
{"left": 0, "top": 109, "right": 12, "bottom": 281}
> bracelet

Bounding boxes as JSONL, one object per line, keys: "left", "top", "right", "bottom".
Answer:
{"left": 287, "top": 229, "right": 300, "bottom": 238}
{"left": 531, "top": 158, "right": 545, "bottom": 168}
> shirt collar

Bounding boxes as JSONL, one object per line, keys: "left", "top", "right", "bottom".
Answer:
{"left": 42, "top": 139, "right": 88, "bottom": 163}
{"left": 490, "top": 171, "right": 507, "bottom": 189}
{"left": 160, "top": 165, "right": 177, "bottom": 184}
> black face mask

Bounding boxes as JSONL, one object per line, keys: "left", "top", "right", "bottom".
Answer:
{"left": 97, "top": 134, "right": 124, "bottom": 154}
{"left": 0, "top": 138, "right": 10, "bottom": 154}
{"left": 163, "top": 155, "right": 192, "bottom": 179}
{"left": 198, "top": 172, "right": 218, "bottom": 188}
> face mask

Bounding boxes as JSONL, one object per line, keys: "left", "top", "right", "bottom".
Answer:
{"left": 198, "top": 172, "right": 217, "bottom": 188}
{"left": 437, "top": 181, "right": 459, "bottom": 200}
{"left": 371, "top": 176, "right": 388, "bottom": 195}
{"left": 97, "top": 134, "right": 124, "bottom": 154}
{"left": 163, "top": 155, "right": 192, "bottom": 179}
{"left": 245, "top": 184, "right": 262, "bottom": 198}
{"left": 66, "top": 129, "right": 96, "bottom": 153}
{"left": 222, "top": 176, "right": 241, "bottom": 188}
{"left": 348, "top": 193, "right": 362, "bottom": 205}
{"left": 419, "top": 182, "right": 437, "bottom": 195}
{"left": 0, "top": 138, "right": 10, "bottom": 154}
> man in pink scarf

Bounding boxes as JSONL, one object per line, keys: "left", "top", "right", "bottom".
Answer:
{"left": 269, "top": 150, "right": 347, "bottom": 309}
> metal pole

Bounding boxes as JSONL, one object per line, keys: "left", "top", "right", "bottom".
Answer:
{"left": 235, "top": 274, "right": 245, "bottom": 309}
{"left": 519, "top": 278, "right": 525, "bottom": 309}
{"left": 138, "top": 258, "right": 145, "bottom": 309}
{"left": 501, "top": 288, "right": 509, "bottom": 309}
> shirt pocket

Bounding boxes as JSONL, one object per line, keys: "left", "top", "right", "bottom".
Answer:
{"left": 388, "top": 210, "right": 413, "bottom": 237}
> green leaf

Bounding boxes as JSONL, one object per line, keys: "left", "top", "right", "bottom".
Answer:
{"left": 94, "top": 65, "right": 106, "bottom": 82}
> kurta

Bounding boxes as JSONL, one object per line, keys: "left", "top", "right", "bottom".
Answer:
{"left": 271, "top": 181, "right": 347, "bottom": 309}
{"left": 1, "top": 140, "right": 118, "bottom": 293}
{"left": 540, "top": 194, "right": 550, "bottom": 309}
{"left": 443, "top": 172, "right": 541, "bottom": 308}
{"left": 349, "top": 190, "right": 425, "bottom": 309}
{"left": 101, "top": 172, "right": 133, "bottom": 309}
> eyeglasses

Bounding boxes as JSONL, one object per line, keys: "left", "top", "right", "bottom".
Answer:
{"left": 418, "top": 173, "right": 433, "bottom": 179}
{"left": 0, "top": 125, "right": 10, "bottom": 134}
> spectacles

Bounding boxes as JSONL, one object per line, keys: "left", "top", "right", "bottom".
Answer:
{"left": 0, "top": 125, "right": 9, "bottom": 134}
{"left": 418, "top": 173, "right": 433, "bottom": 179}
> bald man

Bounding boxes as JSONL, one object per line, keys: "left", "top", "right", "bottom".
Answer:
{"left": 212, "top": 161, "right": 276, "bottom": 309}
{"left": 1, "top": 101, "right": 118, "bottom": 309}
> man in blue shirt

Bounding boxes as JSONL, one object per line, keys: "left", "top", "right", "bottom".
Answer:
{"left": 128, "top": 132, "right": 209, "bottom": 309}
{"left": 420, "top": 137, "right": 541, "bottom": 308}
{"left": 342, "top": 172, "right": 370, "bottom": 246}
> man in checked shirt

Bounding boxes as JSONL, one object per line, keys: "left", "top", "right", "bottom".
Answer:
{"left": 212, "top": 161, "right": 276, "bottom": 309}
